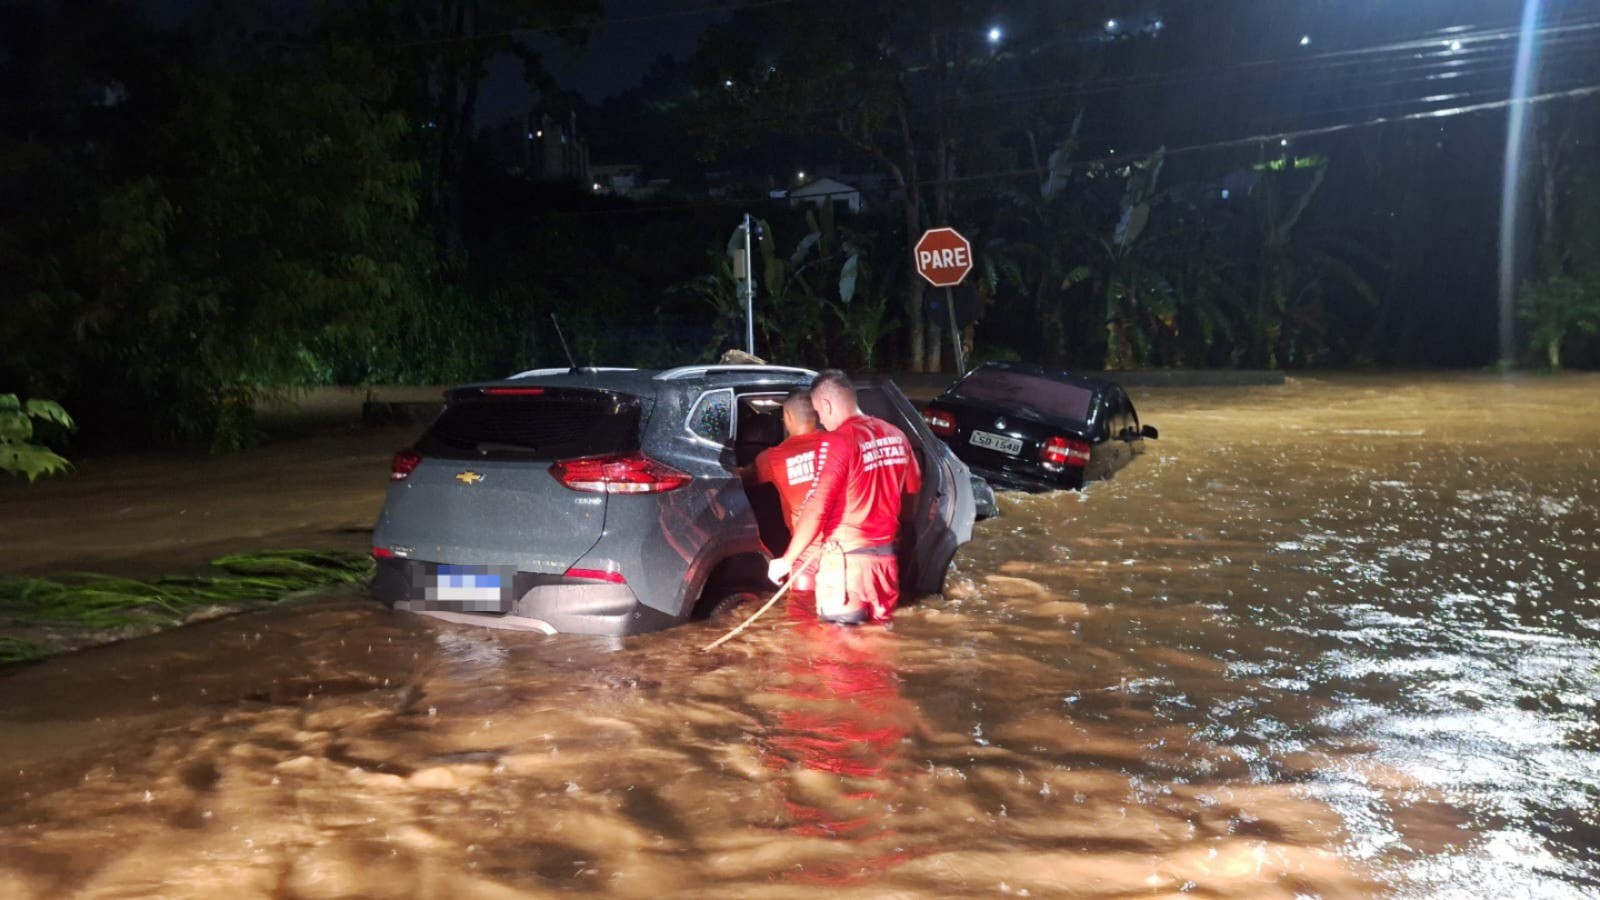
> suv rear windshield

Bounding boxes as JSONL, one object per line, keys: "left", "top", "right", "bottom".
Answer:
{"left": 952, "top": 370, "right": 1093, "bottom": 423}
{"left": 417, "top": 388, "right": 642, "bottom": 461}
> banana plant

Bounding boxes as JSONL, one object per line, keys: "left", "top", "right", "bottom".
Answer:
{"left": 0, "top": 394, "right": 74, "bottom": 481}
{"left": 1519, "top": 275, "right": 1600, "bottom": 370}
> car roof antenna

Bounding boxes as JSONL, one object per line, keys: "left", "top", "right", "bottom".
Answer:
{"left": 550, "top": 313, "right": 584, "bottom": 374}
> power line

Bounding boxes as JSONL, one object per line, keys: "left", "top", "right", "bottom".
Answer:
{"left": 393, "top": 0, "right": 796, "bottom": 48}
{"left": 555, "top": 81, "right": 1600, "bottom": 217}
{"left": 937, "top": 81, "right": 1600, "bottom": 187}
{"left": 610, "top": 15, "right": 1600, "bottom": 141}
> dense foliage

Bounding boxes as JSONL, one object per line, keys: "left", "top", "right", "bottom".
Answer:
{"left": 1, "top": 1, "right": 1596, "bottom": 452}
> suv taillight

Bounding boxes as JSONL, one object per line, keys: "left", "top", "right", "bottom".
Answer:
{"left": 922, "top": 406, "right": 956, "bottom": 438}
{"left": 551, "top": 452, "right": 690, "bottom": 494}
{"left": 1040, "top": 436, "right": 1091, "bottom": 469}
{"left": 391, "top": 448, "right": 422, "bottom": 481}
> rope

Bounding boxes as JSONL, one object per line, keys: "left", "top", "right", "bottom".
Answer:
{"left": 699, "top": 576, "right": 796, "bottom": 653}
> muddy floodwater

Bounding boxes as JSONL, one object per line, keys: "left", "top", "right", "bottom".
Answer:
{"left": 2, "top": 374, "right": 1598, "bottom": 898}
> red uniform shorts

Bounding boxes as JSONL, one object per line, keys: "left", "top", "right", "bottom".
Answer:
{"left": 846, "top": 546, "right": 900, "bottom": 622}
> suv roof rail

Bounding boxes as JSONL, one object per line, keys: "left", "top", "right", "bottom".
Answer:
{"left": 653, "top": 364, "right": 818, "bottom": 382}
{"left": 508, "top": 367, "right": 639, "bottom": 379}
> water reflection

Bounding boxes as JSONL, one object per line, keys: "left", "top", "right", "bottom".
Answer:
{"left": 759, "top": 601, "right": 922, "bottom": 884}
{"left": 0, "top": 374, "right": 1596, "bottom": 897}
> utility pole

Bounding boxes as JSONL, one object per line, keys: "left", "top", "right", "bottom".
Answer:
{"left": 743, "top": 213, "right": 756, "bottom": 356}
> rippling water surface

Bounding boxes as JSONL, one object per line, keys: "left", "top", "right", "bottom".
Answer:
{"left": 1, "top": 374, "right": 1597, "bottom": 898}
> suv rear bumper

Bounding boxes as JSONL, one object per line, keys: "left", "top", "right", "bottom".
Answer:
{"left": 371, "top": 558, "right": 678, "bottom": 636}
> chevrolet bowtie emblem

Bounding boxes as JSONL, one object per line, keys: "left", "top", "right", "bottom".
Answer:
{"left": 455, "top": 471, "right": 485, "bottom": 485}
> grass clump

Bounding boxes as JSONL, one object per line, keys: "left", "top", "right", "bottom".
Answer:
{"left": 0, "top": 637, "right": 46, "bottom": 665}
{"left": 0, "top": 550, "right": 374, "bottom": 631}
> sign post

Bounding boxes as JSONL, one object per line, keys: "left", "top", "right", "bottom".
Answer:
{"left": 913, "top": 227, "right": 974, "bottom": 375}
{"left": 729, "top": 215, "right": 759, "bottom": 356}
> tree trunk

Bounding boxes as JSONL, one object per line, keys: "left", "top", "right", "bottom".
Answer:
{"left": 896, "top": 99, "right": 925, "bottom": 373}
{"left": 903, "top": 194, "right": 926, "bottom": 373}
{"left": 1035, "top": 271, "right": 1064, "bottom": 364}
{"left": 1548, "top": 336, "right": 1561, "bottom": 370}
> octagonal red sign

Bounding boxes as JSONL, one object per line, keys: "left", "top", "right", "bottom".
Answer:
{"left": 914, "top": 227, "right": 974, "bottom": 288}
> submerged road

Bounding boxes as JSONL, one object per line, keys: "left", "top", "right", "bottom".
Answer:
{"left": 1, "top": 373, "right": 1597, "bottom": 897}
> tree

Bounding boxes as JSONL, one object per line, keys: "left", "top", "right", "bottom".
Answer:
{"left": 0, "top": 6, "right": 464, "bottom": 448}
{"left": 1519, "top": 276, "right": 1600, "bottom": 370}
{"left": 332, "top": 0, "right": 602, "bottom": 257}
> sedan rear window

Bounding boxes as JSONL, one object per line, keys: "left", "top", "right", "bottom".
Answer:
{"left": 952, "top": 370, "right": 1093, "bottom": 423}
{"left": 418, "top": 389, "right": 641, "bottom": 461}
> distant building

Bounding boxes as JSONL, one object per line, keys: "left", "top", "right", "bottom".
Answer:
{"left": 592, "top": 163, "right": 644, "bottom": 196}
{"left": 522, "top": 111, "right": 590, "bottom": 183}
{"left": 789, "top": 177, "right": 862, "bottom": 215}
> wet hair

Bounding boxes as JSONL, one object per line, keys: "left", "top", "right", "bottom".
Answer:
{"left": 811, "top": 369, "right": 856, "bottom": 404}
{"left": 782, "top": 388, "right": 819, "bottom": 428}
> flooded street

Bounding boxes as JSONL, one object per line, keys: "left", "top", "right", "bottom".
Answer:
{"left": 1, "top": 374, "right": 1598, "bottom": 898}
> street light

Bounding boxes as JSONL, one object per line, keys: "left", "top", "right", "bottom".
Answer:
{"left": 987, "top": 26, "right": 1002, "bottom": 44}
{"left": 1300, "top": 34, "right": 1311, "bottom": 46}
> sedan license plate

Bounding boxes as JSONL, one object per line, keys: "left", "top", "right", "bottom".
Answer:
{"left": 428, "top": 565, "right": 512, "bottom": 612}
{"left": 970, "top": 430, "right": 1023, "bottom": 456}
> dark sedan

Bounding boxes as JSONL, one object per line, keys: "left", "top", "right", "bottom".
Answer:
{"left": 920, "top": 362, "right": 1158, "bottom": 492}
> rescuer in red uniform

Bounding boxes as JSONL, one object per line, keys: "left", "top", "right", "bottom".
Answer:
{"left": 739, "top": 389, "right": 832, "bottom": 591}
{"left": 768, "top": 370, "right": 922, "bottom": 624}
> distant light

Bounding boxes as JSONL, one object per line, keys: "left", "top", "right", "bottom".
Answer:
{"left": 536, "top": 130, "right": 543, "bottom": 137}
{"left": 592, "top": 183, "right": 602, "bottom": 191}
{"left": 526, "top": 132, "right": 534, "bottom": 140}
{"left": 1221, "top": 189, "right": 1230, "bottom": 200}
{"left": 1108, "top": 148, "right": 1116, "bottom": 155}
{"left": 1299, "top": 35, "right": 1311, "bottom": 46}
{"left": 723, "top": 79, "right": 734, "bottom": 88}
{"left": 1105, "top": 19, "right": 1118, "bottom": 31}
{"left": 797, "top": 170, "right": 806, "bottom": 180}
{"left": 987, "top": 26, "right": 1002, "bottom": 43}
{"left": 1280, "top": 138, "right": 1290, "bottom": 147}
{"left": 1448, "top": 39, "right": 1463, "bottom": 52}
{"left": 1151, "top": 18, "right": 1163, "bottom": 31}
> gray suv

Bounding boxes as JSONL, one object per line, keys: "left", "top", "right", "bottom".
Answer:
{"left": 370, "top": 365, "right": 981, "bottom": 636}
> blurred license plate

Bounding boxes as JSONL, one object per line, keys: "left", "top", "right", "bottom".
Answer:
{"left": 428, "top": 565, "right": 511, "bottom": 611}
{"left": 970, "top": 430, "right": 1023, "bottom": 456}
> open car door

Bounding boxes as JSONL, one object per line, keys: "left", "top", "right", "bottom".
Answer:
{"left": 856, "top": 377, "right": 977, "bottom": 596}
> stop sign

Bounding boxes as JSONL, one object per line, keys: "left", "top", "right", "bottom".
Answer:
{"left": 914, "top": 227, "right": 974, "bottom": 288}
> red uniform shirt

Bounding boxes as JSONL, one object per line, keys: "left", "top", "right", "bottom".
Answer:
{"left": 785, "top": 414, "right": 922, "bottom": 561}
{"left": 752, "top": 430, "right": 831, "bottom": 526}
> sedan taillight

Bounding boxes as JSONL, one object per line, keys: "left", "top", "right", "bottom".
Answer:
{"left": 551, "top": 452, "right": 690, "bottom": 494}
{"left": 922, "top": 406, "right": 956, "bottom": 438}
{"left": 391, "top": 448, "right": 422, "bottom": 481}
{"left": 1040, "top": 436, "right": 1091, "bottom": 469}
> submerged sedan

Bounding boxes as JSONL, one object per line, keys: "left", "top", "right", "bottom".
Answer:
{"left": 920, "top": 361, "right": 1157, "bottom": 492}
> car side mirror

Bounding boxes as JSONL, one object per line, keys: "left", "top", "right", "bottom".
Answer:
{"left": 1140, "top": 425, "right": 1159, "bottom": 440}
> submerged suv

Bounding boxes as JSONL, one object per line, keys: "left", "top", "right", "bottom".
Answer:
{"left": 370, "top": 365, "right": 980, "bottom": 636}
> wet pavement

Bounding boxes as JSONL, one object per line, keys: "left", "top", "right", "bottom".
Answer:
{"left": 1, "top": 373, "right": 1597, "bottom": 897}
